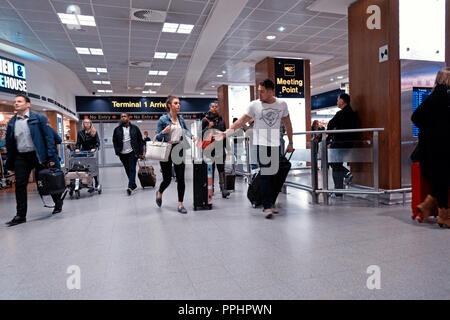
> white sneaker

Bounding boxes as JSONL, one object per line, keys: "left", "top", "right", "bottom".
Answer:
{"left": 263, "top": 208, "right": 273, "bottom": 219}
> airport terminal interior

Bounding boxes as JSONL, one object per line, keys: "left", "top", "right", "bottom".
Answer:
{"left": 1, "top": 0, "right": 450, "bottom": 300}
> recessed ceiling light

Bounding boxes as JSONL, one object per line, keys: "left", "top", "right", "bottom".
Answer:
{"left": 330, "top": 78, "right": 334, "bottom": 81}
{"left": 158, "top": 71, "right": 168, "bottom": 76}
{"left": 337, "top": 76, "right": 344, "bottom": 79}
{"left": 166, "top": 53, "right": 178, "bottom": 59}
{"left": 145, "top": 82, "right": 161, "bottom": 86}
{"left": 105, "top": 90, "right": 113, "bottom": 93}
{"left": 102, "top": 81, "right": 110, "bottom": 85}
{"left": 277, "top": 26, "right": 286, "bottom": 32}
{"left": 154, "top": 52, "right": 166, "bottom": 59}
{"left": 217, "top": 74, "right": 223, "bottom": 78}
{"left": 92, "top": 80, "right": 102, "bottom": 84}
{"left": 90, "top": 48, "right": 103, "bottom": 55}
{"left": 76, "top": 47, "right": 90, "bottom": 54}
{"left": 200, "top": 93, "right": 205, "bottom": 95}
{"left": 211, "top": 85, "right": 215, "bottom": 88}
{"left": 86, "top": 67, "right": 107, "bottom": 73}
{"left": 266, "top": 35, "right": 276, "bottom": 40}
{"left": 154, "top": 52, "right": 178, "bottom": 59}
{"left": 97, "top": 90, "right": 105, "bottom": 93}
{"left": 57, "top": 13, "right": 96, "bottom": 27}
{"left": 162, "top": 23, "right": 194, "bottom": 34}
{"left": 148, "top": 70, "right": 158, "bottom": 75}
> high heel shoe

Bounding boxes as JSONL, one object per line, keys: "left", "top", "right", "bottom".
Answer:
{"left": 417, "top": 195, "right": 438, "bottom": 223}
{"left": 437, "top": 208, "right": 450, "bottom": 228}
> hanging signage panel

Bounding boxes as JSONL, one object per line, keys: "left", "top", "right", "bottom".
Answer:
{"left": 0, "top": 56, "right": 27, "bottom": 94}
{"left": 76, "top": 96, "right": 215, "bottom": 113}
{"left": 274, "top": 58, "right": 305, "bottom": 98}
{"left": 78, "top": 113, "right": 206, "bottom": 121}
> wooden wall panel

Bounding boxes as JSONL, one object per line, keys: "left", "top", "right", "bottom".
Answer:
{"left": 217, "top": 85, "right": 229, "bottom": 128}
{"left": 304, "top": 59, "right": 312, "bottom": 137}
{"left": 348, "top": 0, "right": 401, "bottom": 190}
{"left": 255, "top": 57, "right": 275, "bottom": 88}
{"left": 45, "top": 111, "right": 58, "bottom": 131}
{"left": 69, "top": 120, "right": 77, "bottom": 141}
{"left": 447, "top": 0, "right": 450, "bottom": 66}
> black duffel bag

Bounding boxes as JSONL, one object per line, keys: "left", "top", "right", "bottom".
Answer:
{"left": 37, "top": 167, "right": 66, "bottom": 196}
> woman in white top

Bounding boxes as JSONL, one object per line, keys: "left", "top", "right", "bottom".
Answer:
{"left": 155, "top": 96, "right": 194, "bottom": 214}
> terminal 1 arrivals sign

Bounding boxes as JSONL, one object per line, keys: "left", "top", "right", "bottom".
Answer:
{"left": 76, "top": 96, "right": 215, "bottom": 114}
{"left": 0, "top": 56, "right": 27, "bottom": 93}
{"left": 274, "top": 58, "right": 305, "bottom": 99}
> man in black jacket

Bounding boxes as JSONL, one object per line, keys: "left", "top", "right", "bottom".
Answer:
{"left": 112, "top": 113, "right": 145, "bottom": 195}
{"left": 201, "top": 102, "right": 230, "bottom": 198}
{"left": 327, "top": 94, "right": 358, "bottom": 192}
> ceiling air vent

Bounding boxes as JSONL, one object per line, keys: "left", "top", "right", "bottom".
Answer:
{"left": 130, "top": 9, "right": 167, "bottom": 23}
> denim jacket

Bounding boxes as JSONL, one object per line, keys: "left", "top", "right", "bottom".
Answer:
{"left": 156, "top": 113, "right": 193, "bottom": 143}
{"left": 5, "top": 110, "right": 58, "bottom": 170}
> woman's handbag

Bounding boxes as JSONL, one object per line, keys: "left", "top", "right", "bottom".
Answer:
{"left": 145, "top": 139, "right": 172, "bottom": 162}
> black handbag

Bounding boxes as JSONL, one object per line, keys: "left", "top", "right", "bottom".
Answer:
{"left": 37, "top": 167, "right": 66, "bottom": 207}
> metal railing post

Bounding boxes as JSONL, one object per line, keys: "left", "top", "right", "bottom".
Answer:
{"left": 373, "top": 131, "right": 380, "bottom": 207}
{"left": 311, "top": 138, "right": 319, "bottom": 204}
{"left": 321, "top": 132, "right": 329, "bottom": 205}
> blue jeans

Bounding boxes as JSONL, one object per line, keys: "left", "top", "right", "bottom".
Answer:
{"left": 119, "top": 152, "right": 137, "bottom": 189}
{"left": 257, "top": 145, "right": 281, "bottom": 210}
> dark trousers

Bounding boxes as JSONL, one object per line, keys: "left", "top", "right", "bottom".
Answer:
{"left": 257, "top": 145, "right": 281, "bottom": 210}
{"left": 431, "top": 182, "right": 449, "bottom": 209}
{"left": 119, "top": 152, "right": 137, "bottom": 189}
{"left": 330, "top": 163, "right": 350, "bottom": 189}
{"left": 14, "top": 151, "right": 62, "bottom": 218}
{"left": 159, "top": 145, "right": 185, "bottom": 202}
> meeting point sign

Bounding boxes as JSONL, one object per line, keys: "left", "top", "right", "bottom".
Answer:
{"left": 274, "top": 58, "right": 305, "bottom": 99}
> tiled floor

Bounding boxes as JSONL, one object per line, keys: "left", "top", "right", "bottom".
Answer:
{"left": 0, "top": 166, "right": 449, "bottom": 300}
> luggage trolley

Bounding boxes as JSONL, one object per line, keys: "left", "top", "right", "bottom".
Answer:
{"left": 66, "top": 151, "right": 102, "bottom": 199}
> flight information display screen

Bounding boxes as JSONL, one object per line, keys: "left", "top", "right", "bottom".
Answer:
{"left": 412, "top": 87, "right": 432, "bottom": 137}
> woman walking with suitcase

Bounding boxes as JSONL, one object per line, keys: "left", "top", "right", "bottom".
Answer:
{"left": 155, "top": 96, "right": 195, "bottom": 214}
{"left": 411, "top": 67, "right": 450, "bottom": 228}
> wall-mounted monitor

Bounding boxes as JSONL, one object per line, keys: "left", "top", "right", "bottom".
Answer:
{"left": 412, "top": 87, "right": 432, "bottom": 137}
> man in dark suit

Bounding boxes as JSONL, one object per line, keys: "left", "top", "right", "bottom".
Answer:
{"left": 5, "top": 94, "right": 62, "bottom": 226}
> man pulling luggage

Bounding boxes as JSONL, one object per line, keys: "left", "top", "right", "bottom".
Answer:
{"left": 5, "top": 94, "right": 63, "bottom": 226}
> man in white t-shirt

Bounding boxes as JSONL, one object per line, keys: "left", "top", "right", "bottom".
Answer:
{"left": 218, "top": 79, "right": 294, "bottom": 219}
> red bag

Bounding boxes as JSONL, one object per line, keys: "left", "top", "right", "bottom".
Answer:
{"left": 201, "top": 118, "right": 215, "bottom": 150}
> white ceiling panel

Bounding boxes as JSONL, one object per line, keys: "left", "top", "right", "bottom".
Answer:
{"left": 16, "top": 9, "right": 60, "bottom": 23}
{"left": 92, "top": 0, "right": 131, "bottom": 7}
{"left": 1, "top": 0, "right": 350, "bottom": 95}
{"left": 131, "top": 0, "right": 170, "bottom": 11}
{"left": 169, "top": 0, "right": 207, "bottom": 15}
{"left": 92, "top": 5, "right": 130, "bottom": 19}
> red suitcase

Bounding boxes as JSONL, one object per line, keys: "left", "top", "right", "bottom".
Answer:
{"left": 411, "top": 162, "right": 450, "bottom": 223}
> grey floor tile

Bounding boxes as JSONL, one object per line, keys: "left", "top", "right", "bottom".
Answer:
{"left": 2, "top": 167, "right": 449, "bottom": 299}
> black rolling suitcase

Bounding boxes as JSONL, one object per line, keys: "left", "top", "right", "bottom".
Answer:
{"left": 247, "top": 152, "right": 293, "bottom": 208}
{"left": 247, "top": 172, "right": 262, "bottom": 208}
{"left": 271, "top": 152, "right": 293, "bottom": 204}
{"left": 193, "top": 161, "right": 213, "bottom": 211}
{"left": 138, "top": 160, "right": 156, "bottom": 188}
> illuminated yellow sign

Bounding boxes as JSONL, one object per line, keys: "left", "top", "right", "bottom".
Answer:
{"left": 112, "top": 101, "right": 166, "bottom": 108}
